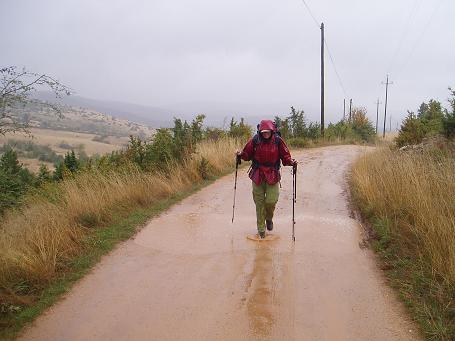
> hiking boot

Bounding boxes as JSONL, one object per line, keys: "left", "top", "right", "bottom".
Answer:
{"left": 259, "top": 231, "right": 266, "bottom": 239}
{"left": 266, "top": 220, "right": 273, "bottom": 231}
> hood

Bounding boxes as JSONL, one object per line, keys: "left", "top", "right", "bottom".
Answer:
{"left": 258, "top": 120, "right": 275, "bottom": 132}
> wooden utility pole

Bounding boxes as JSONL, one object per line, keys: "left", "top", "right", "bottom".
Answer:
{"left": 382, "top": 75, "right": 393, "bottom": 138}
{"left": 343, "top": 99, "right": 346, "bottom": 121}
{"left": 375, "top": 98, "right": 381, "bottom": 134}
{"left": 320, "top": 22, "right": 325, "bottom": 137}
{"left": 349, "top": 98, "right": 352, "bottom": 122}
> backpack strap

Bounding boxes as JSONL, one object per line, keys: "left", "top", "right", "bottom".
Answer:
{"left": 252, "top": 134, "right": 282, "bottom": 170}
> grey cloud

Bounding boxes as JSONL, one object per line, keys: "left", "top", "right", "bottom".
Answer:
{"left": 1, "top": 0, "right": 454, "bottom": 127}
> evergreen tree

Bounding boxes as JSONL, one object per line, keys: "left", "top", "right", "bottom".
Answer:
{"left": 395, "top": 111, "right": 426, "bottom": 147}
{"left": 191, "top": 114, "right": 206, "bottom": 144}
{"left": 0, "top": 148, "right": 21, "bottom": 174}
{"left": 37, "top": 164, "right": 52, "bottom": 184}
{"left": 228, "top": 117, "right": 252, "bottom": 140}
{"left": 442, "top": 88, "right": 455, "bottom": 139}
{"left": 288, "top": 107, "right": 306, "bottom": 138}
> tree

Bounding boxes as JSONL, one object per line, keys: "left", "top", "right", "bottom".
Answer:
{"left": 228, "top": 117, "right": 252, "bottom": 140}
{"left": 442, "top": 87, "right": 455, "bottom": 139}
{"left": 146, "top": 128, "right": 175, "bottom": 169}
{"left": 351, "top": 107, "right": 375, "bottom": 142}
{"left": 0, "top": 148, "right": 21, "bottom": 174}
{"left": 288, "top": 106, "right": 306, "bottom": 138}
{"left": 37, "top": 164, "right": 52, "bottom": 184}
{"left": 191, "top": 114, "right": 206, "bottom": 144}
{"left": 64, "top": 150, "right": 80, "bottom": 173}
{"left": 416, "top": 99, "right": 444, "bottom": 135}
{"left": 1, "top": 66, "right": 71, "bottom": 135}
{"left": 0, "top": 148, "right": 35, "bottom": 214}
{"left": 395, "top": 111, "right": 426, "bottom": 147}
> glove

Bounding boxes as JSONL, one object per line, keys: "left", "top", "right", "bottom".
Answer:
{"left": 292, "top": 159, "right": 298, "bottom": 172}
{"left": 236, "top": 153, "right": 242, "bottom": 166}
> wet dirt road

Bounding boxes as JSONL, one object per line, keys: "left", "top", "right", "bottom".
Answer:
{"left": 20, "top": 145, "right": 419, "bottom": 341}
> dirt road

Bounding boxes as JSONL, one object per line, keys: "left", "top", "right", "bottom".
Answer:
{"left": 20, "top": 145, "right": 419, "bottom": 341}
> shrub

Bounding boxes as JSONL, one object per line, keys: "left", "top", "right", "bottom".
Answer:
{"left": 0, "top": 149, "right": 35, "bottom": 214}
{"left": 228, "top": 117, "right": 253, "bottom": 141}
{"left": 442, "top": 88, "right": 455, "bottom": 139}
{"left": 287, "top": 137, "right": 308, "bottom": 148}
{"left": 395, "top": 111, "right": 427, "bottom": 147}
{"left": 351, "top": 107, "right": 375, "bottom": 142}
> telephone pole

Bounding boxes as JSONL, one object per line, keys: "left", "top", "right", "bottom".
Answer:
{"left": 382, "top": 75, "right": 393, "bottom": 138}
{"left": 375, "top": 98, "right": 381, "bottom": 134}
{"left": 349, "top": 98, "right": 352, "bottom": 122}
{"left": 343, "top": 99, "right": 346, "bottom": 121}
{"left": 320, "top": 22, "right": 325, "bottom": 137}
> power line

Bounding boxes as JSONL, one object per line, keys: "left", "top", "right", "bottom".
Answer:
{"left": 395, "top": 0, "right": 444, "bottom": 79}
{"left": 386, "top": 0, "right": 422, "bottom": 74}
{"left": 324, "top": 39, "right": 348, "bottom": 98}
{"left": 299, "top": 0, "right": 320, "bottom": 28}
{"left": 298, "top": 0, "right": 349, "bottom": 98}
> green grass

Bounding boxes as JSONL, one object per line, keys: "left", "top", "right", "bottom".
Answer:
{"left": 0, "top": 176, "right": 222, "bottom": 340}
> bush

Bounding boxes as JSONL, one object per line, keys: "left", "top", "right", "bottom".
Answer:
{"left": 325, "top": 121, "right": 354, "bottom": 141}
{"left": 58, "top": 141, "right": 74, "bottom": 149}
{"left": 396, "top": 91, "right": 455, "bottom": 147}
{"left": 228, "top": 117, "right": 253, "bottom": 141}
{"left": 287, "top": 137, "right": 308, "bottom": 148}
{"left": 351, "top": 107, "right": 375, "bottom": 142}
{"left": 0, "top": 149, "right": 35, "bottom": 214}
{"left": 442, "top": 88, "right": 455, "bottom": 139}
{"left": 92, "top": 135, "right": 110, "bottom": 144}
{"left": 0, "top": 140, "right": 63, "bottom": 164}
{"left": 442, "top": 111, "right": 455, "bottom": 139}
{"left": 395, "top": 112, "right": 427, "bottom": 147}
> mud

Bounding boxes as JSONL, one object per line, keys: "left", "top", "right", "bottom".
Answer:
{"left": 19, "top": 145, "right": 420, "bottom": 341}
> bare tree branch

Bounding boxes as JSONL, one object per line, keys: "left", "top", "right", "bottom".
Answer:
{"left": 0, "top": 66, "right": 71, "bottom": 136}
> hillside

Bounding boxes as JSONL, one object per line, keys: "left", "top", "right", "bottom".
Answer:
{"left": 10, "top": 99, "right": 155, "bottom": 138}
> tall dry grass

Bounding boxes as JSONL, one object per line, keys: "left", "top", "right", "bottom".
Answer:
{"left": 351, "top": 147, "right": 455, "bottom": 282}
{"left": 0, "top": 137, "right": 241, "bottom": 303}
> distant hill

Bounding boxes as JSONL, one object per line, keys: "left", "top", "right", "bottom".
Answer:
{"left": 34, "top": 92, "right": 173, "bottom": 128}
{"left": 10, "top": 99, "right": 154, "bottom": 138}
{"left": 33, "top": 92, "right": 298, "bottom": 128}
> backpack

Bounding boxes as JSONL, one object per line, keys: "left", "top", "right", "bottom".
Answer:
{"left": 251, "top": 132, "right": 282, "bottom": 171}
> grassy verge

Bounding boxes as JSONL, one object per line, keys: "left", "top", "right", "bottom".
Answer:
{"left": 0, "top": 174, "right": 229, "bottom": 340}
{"left": 350, "top": 147, "right": 455, "bottom": 341}
{"left": 0, "top": 138, "right": 240, "bottom": 339}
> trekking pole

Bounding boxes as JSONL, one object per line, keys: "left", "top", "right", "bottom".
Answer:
{"left": 232, "top": 154, "right": 240, "bottom": 223}
{"left": 292, "top": 163, "right": 297, "bottom": 242}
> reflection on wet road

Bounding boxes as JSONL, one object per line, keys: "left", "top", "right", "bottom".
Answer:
{"left": 20, "top": 145, "right": 420, "bottom": 341}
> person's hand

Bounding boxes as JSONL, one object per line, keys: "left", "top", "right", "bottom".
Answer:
{"left": 235, "top": 151, "right": 242, "bottom": 166}
{"left": 292, "top": 159, "right": 298, "bottom": 172}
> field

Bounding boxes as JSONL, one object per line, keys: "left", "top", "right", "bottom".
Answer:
{"left": 0, "top": 128, "right": 129, "bottom": 156}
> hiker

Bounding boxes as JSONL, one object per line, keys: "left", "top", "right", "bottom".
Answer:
{"left": 236, "top": 119, "right": 297, "bottom": 239}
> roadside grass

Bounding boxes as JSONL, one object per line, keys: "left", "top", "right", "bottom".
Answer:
{"left": 0, "top": 137, "right": 241, "bottom": 339}
{"left": 350, "top": 147, "right": 455, "bottom": 340}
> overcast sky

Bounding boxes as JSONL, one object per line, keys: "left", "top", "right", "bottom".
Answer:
{"left": 1, "top": 0, "right": 454, "bottom": 128}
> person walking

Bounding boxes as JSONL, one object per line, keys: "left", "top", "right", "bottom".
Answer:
{"left": 236, "top": 119, "right": 297, "bottom": 239}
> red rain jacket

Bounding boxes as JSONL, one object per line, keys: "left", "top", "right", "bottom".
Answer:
{"left": 239, "top": 120, "right": 293, "bottom": 185}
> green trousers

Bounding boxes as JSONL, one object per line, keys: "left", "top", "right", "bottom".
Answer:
{"left": 252, "top": 181, "right": 279, "bottom": 233}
